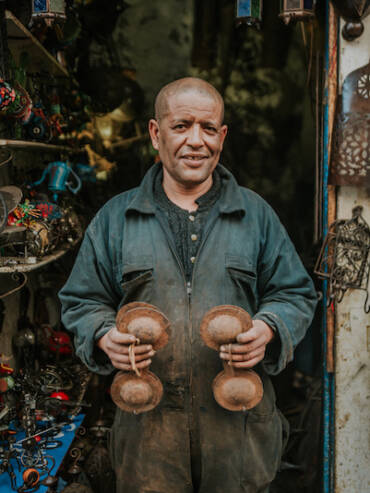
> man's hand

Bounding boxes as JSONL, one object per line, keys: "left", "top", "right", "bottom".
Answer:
{"left": 97, "top": 326, "right": 155, "bottom": 371}
{"left": 219, "top": 320, "right": 275, "bottom": 369}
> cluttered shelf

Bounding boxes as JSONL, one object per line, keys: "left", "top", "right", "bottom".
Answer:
{"left": 0, "top": 139, "right": 78, "bottom": 153}
{"left": 0, "top": 224, "right": 82, "bottom": 273}
{"left": 0, "top": 248, "right": 71, "bottom": 273}
{"left": 5, "top": 10, "right": 69, "bottom": 78}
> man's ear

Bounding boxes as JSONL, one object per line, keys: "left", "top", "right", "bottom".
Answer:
{"left": 219, "top": 124, "right": 228, "bottom": 150}
{"left": 148, "top": 119, "right": 160, "bottom": 151}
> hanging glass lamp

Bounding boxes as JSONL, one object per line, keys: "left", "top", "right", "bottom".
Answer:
{"left": 236, "top": 0, "right": 263, "bottom": 28}
{"left": 279, "top": 0, "right": 316, "bottom": 24}
{"left": 32, "top": 0, "right": 66, "bottom": 26}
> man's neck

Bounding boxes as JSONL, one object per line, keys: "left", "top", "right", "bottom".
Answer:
{"left": 162, "top": 174, "right": 213, "bottom": 211}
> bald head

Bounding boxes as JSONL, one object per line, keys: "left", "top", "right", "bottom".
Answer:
{"left": 155, "top": 77, "right": 224, "bottom": 123}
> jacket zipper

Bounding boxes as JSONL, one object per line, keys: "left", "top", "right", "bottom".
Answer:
{"left": 155, "top": 208, "right": 219, "bottom": 471}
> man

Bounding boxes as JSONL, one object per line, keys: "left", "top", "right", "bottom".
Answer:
{"left": 59, "top": 77, "right": 317, "bottom": 493}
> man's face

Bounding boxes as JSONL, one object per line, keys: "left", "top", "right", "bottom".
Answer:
{"left": 149, "top": 90, "right": 227, "bottom": 188}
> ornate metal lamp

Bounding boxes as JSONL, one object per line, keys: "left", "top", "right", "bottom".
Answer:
{"left": 32, "top": 0, "right": 66, "bottom": 26}
{"left": 330, "top": 0, "right": 370, "bottom": 40}
{"left": 236, "top": 0, "right": 263, "bottom": 28}
{"left": 279, "top": 0, "right": 316, "bottom": 24}
{"left": 329, "top": 60, "right": 370, "bottom": 187}
{"left": 314, "top": 206, "right": 370, "bottom": 313}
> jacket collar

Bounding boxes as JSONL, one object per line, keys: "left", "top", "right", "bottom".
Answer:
{"left": 126, "top": 163, "right": 246, "bottom": 216}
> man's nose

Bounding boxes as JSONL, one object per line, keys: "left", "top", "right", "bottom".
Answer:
{"left": 186, "top": 124, "right": 203, "bottom": 147}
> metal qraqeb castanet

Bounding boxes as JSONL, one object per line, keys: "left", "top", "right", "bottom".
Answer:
{"left": 315, "top": 206, "right": 370, "bottom": 313}
{"left": 200, "top": 305, "right": 263, "bottom": 412}
{"left": 111, "top": 302, "right": 171, "bottom": 414}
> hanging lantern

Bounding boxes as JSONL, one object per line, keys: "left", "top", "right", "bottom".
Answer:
{"left": 236, "top": 0, "right": 263, "bottom": 28}
{"left": 330, "top": 0, "right": 370, "bottom": 41}
{"left": 279, "top": 0, "right": 316, "bottom": 24}
{"left": 314, "top": 206, "right": 370, "bottom": 313}
{"left": 32, "top": 0, "right": 66, "bottom": 27}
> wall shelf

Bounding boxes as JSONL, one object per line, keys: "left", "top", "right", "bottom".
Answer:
{"left": 0, "top": 139, "right": 79, "bottom": 154}
{"left": 5, "top": 10, "right": 69, "bottom": 78}
{"left": 0, "top": 239, "right": 81, "bottom": 273}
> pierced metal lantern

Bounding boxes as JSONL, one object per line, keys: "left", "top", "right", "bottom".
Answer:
{"left": 236, "top": 0, "right": 263, "bottom": 28}
{"left": 279, "top": 0, "right": 316, "bottom": 24}
{"left": 32, "top": 0, "right": 66, "bottom": 26}
{"left": 329, "top": 60, "right": 370, "bottom": 187}
{"left": 314, "top": 206, "right": 370, "bottom": 313}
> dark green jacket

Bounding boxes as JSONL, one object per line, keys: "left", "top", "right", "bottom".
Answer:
{"left": 59, "top": 164, "right": 317, "bottom": 493}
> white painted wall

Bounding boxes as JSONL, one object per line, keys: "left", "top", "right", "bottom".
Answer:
{"left": 334, "top": 15, "right": 370, "bottom": 493}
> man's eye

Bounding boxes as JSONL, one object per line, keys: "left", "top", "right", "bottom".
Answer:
{"left": 174, "top": 124, "right": 186, "bottom": 130}
{"left": 205, "top": 127, "right": 217, "bottom": 133}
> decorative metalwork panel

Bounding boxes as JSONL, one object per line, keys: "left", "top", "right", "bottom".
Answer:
{"left": 357, "top": 73, "right": 370, "bottom": 99}
{"left": 330, "top": 60, "right": 370, "bottom": 187}
{"left": 331, "top": 113, "right": 370, "bottom": 184}
{"left": 315, "top": 206, "right": 370, "bottom": 312}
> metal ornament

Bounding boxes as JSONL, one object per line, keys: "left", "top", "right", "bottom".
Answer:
{"left": 330, "top": 0, "right": 370, "bottom": 41}
{"left": 32, "top": 0, "right": 66, "bottom": 27}
{"left": 236, "top": 0, "right": 263, "bottom": 28}
{"left": 329, "top": 60, "right": 370, "bottom": 187}
{"left": 314, "top": 206, "right": 370, "bottom": 313}
{"left": 279, "top": 0, "right": 316, "bottom": 24}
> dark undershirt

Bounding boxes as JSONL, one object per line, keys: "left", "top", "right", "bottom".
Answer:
{"left": 154, "top": 167, "right": 221, "bottom": 282}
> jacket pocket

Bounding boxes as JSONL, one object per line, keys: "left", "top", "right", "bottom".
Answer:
{"left": 119, "top": 255, "right": 154, "bottom": 305}
{"left": 225, "top": 254, "right": 258, "bottom": 313}
{"left": 241, "top": 406, "right": 283, "bottom": 491}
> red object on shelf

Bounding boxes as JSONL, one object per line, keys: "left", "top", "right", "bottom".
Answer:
{"left": 50, "top": 391, "right": 69, "bottom": 401}
{"left": 47, "top": 329, "right": 72, "bottom": 355}
{"left": 0, "top": 363, "right": 14, "bottom": 375}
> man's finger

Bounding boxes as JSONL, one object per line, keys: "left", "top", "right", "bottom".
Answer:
{"left": 109, "top": 329, "right": 139, "bottom": 345}
{"left": 236, "top": 328, "right": 259, "bottom": 344}
{"left": 111, "top": 350, "right": 155, "bottom": 364}
{"left": 114, "top": 344, "right": 153, "bottom": 355}
{"left": 112, "top": 358, "right": 152, "bottom": 371}
{"left": 220, "top": 346, "right": 265, "bottom": 362}
{"left": 219, "top": 341, "right": 262, "bottom": 354}
{"left": 230, "top": 353, "right": 264, "bottom": 369}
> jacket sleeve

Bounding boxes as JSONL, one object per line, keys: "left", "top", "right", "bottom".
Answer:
{"left": 254, "top": 210, "right": 318, "bottom": 376}
{"left": 58, "top": 213, "right": 121, "bottom": 375}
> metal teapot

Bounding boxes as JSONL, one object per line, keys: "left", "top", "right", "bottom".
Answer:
{"left": 30, "top": 161, "right": 81, "bottom": 202}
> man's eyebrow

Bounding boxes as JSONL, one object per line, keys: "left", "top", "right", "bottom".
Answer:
{"left": 201, "top": 120, "right": 219, "bottom": 127}
{"left": 170, "top": 118, "right": 219, "bottom": 126}
{"left": 170, "top": 118, "right": 192, "bottom": 124}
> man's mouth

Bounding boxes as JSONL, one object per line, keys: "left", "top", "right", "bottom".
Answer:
{"left": 182, "top": 155, "right": 208, "bottom": 161}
